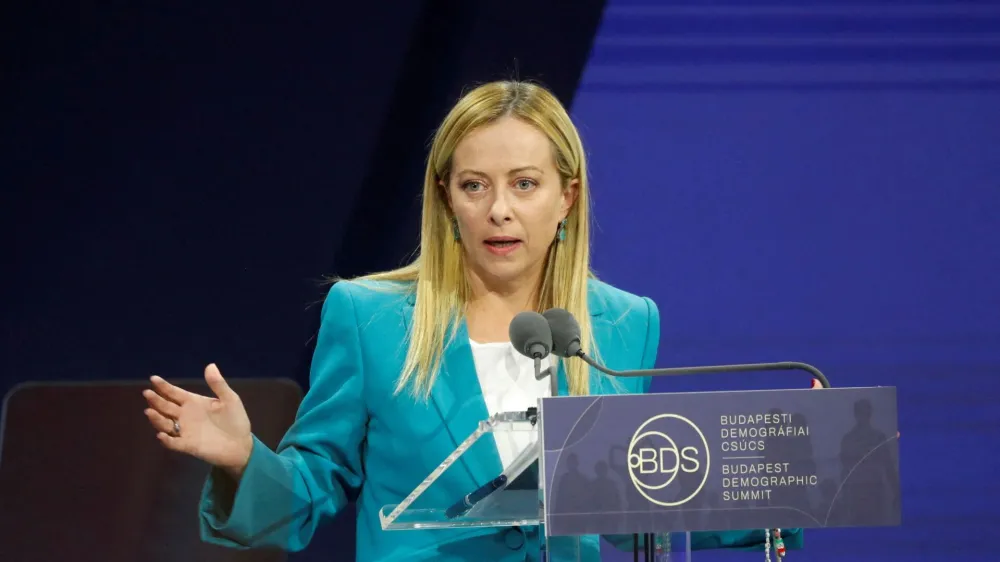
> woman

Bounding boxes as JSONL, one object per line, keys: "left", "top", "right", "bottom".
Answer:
{"left": 142, "top": 81, "right": 803, "bottom": 561}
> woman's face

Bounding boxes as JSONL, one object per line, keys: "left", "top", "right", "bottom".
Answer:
{"left": 446, "top": 116, "right": 577, "bottom": 292}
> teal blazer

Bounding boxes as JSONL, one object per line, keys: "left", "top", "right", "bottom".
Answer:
{"left": 199, "top": 278, "right": 802, "bottom": 560}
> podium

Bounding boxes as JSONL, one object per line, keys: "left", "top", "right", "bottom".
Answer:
{"left": 379, "top": 386, "right": 900, "bottom": 561}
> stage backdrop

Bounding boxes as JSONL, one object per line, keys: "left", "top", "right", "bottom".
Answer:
{"left": 573, "top": 1, "right": 1000, "bottom": 560}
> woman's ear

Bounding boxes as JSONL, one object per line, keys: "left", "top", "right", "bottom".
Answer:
{"left": 560, "top": 178, "right": 580, "bottom": 218}
{"left": 439, "top": 178, "right": 453, "bottom": 208}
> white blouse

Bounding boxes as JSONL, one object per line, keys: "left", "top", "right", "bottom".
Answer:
{"left": 468, "top": 339, "right": 552, "bottom": 470}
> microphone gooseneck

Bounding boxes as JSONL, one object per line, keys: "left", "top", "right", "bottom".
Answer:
{"left": 575, "top": 351, "right": 831, "bottom": 389}
{"left": 540, "top": 307, "right": 831, "bottom": 389}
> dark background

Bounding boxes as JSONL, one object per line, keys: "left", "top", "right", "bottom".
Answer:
{"left": 3, "top": 0, "right": 606, "bottom": 397}
{"left": 4, "top": 0, "right": 999, "bottom": 561}
{"left": 3, "top": 1, "right": 607, "bottom": 560}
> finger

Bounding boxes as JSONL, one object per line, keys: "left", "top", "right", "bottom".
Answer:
{"left": 204, "top": 363, "right": 238, "bottom": 403}
{"left": 156, "top": 431, "right": 190, "bottom": 454}
{"left": 150, "top": 375, "right": 189, "bottom": 406}
{"left": 145, "top": 408, "right": 178, "bottom": 435}
{"left": 810, "top": 378, "right": 823, "bottom": 389}
{"left": 143, "top": 389, "right": 181, "bottom": 418}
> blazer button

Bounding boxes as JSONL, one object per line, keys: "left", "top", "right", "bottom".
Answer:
{"left": 503, "top": 526, "right": 525, "bottom": 550}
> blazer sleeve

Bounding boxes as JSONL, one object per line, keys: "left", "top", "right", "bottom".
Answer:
{"left": 605, "top": 296, "right": 805, "bottom": 553}
{"left": 638, "top": 296, "right": 660, "bottom": 393}
{"left": 197, "top": 281, "right": 367, "bottom": 551}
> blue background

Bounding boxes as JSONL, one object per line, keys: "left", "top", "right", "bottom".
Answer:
{"left": 578, "top": 1, "right": 999, "bottom": 560}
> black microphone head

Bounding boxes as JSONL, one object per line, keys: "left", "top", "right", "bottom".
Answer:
{"left": 509, "top": 311, "right": 553, "bottom": 359}
{"left": 542, "top": 308, "right": 582, "bottom": 357}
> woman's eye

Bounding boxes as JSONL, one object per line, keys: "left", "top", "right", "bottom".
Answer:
{"left": 463, "top": 181, "right": 484, "bottom": 192}
{"left": 515, "top": 179, "right": 536, "bottom": 190}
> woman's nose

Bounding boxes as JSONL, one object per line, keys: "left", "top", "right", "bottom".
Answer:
{"left": 488, "top": 190, "right": 513, "bottom": 224}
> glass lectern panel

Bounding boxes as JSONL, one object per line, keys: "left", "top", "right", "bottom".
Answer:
{"left": 378, "top": 410, "right": 542, "bottom": 531}
{"left": 379, "top": 409, "right": 583, "bottom": 560}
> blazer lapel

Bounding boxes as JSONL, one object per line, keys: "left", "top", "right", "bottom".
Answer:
{"left": 399, "top": 295, "right": 503, "bottom": 488}
{"left": 585, "top": 283, "right": 613, "bottom": 393}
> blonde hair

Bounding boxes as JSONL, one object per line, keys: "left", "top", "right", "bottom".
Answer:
{"left": 354, "top": 80, "right": 597, "bottom": 399}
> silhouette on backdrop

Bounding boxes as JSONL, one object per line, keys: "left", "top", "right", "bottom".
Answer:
{"left": 831, "top": 399, "right": 900, "bottom": 525}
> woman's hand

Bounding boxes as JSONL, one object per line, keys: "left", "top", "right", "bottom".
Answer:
{"left": 143, "top": 363, "right": 254, "bottom": 479}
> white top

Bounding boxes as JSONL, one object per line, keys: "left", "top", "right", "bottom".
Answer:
{"left": 468, "top": 339, "right": 552, "bottom": 469}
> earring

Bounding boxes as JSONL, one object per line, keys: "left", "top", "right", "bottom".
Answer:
{"left": 451, "top": 217, "right": 461, "bottom": 241}
{"left": 557, "top": 219, "right": 567, "bottom": 242}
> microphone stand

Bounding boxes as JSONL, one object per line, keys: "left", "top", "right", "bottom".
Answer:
{"left": 534, "top": 360, "right": 558, "bottom": 397}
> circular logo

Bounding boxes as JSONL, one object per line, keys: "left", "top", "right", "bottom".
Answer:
{"left": 627, "top": 414, "right": 710, "bottom": 507}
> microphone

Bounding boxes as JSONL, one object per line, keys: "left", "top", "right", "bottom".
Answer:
{"left": 508, "top": 311, "right": 558, "bottom": 396}
{"left": 540, "top": 307, "right": 831, "bottom": 389}
{"left": 542, "top": 308, "right": 582, "bottom": 358}
{"left": 509, "top": 311, "right": 552, "bottom": 359}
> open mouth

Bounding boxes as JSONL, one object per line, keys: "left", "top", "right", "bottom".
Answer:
{"left": 483, "top": 237, "right": 522, "bottom": 254}
{"left": 484, "top": 239, "right": 520, "bottom": 247}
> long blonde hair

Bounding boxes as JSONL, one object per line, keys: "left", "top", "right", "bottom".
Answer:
{"left": 354, "top": 80, "right": 596, "bottom": 399}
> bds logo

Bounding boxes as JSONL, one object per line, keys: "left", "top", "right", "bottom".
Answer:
{"left": 627, "top": 414, "right": 710, "bottom": 507}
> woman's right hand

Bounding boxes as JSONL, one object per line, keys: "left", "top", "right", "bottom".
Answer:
{"left": 143, "top": 363, "right": 254, "bottom": 479}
